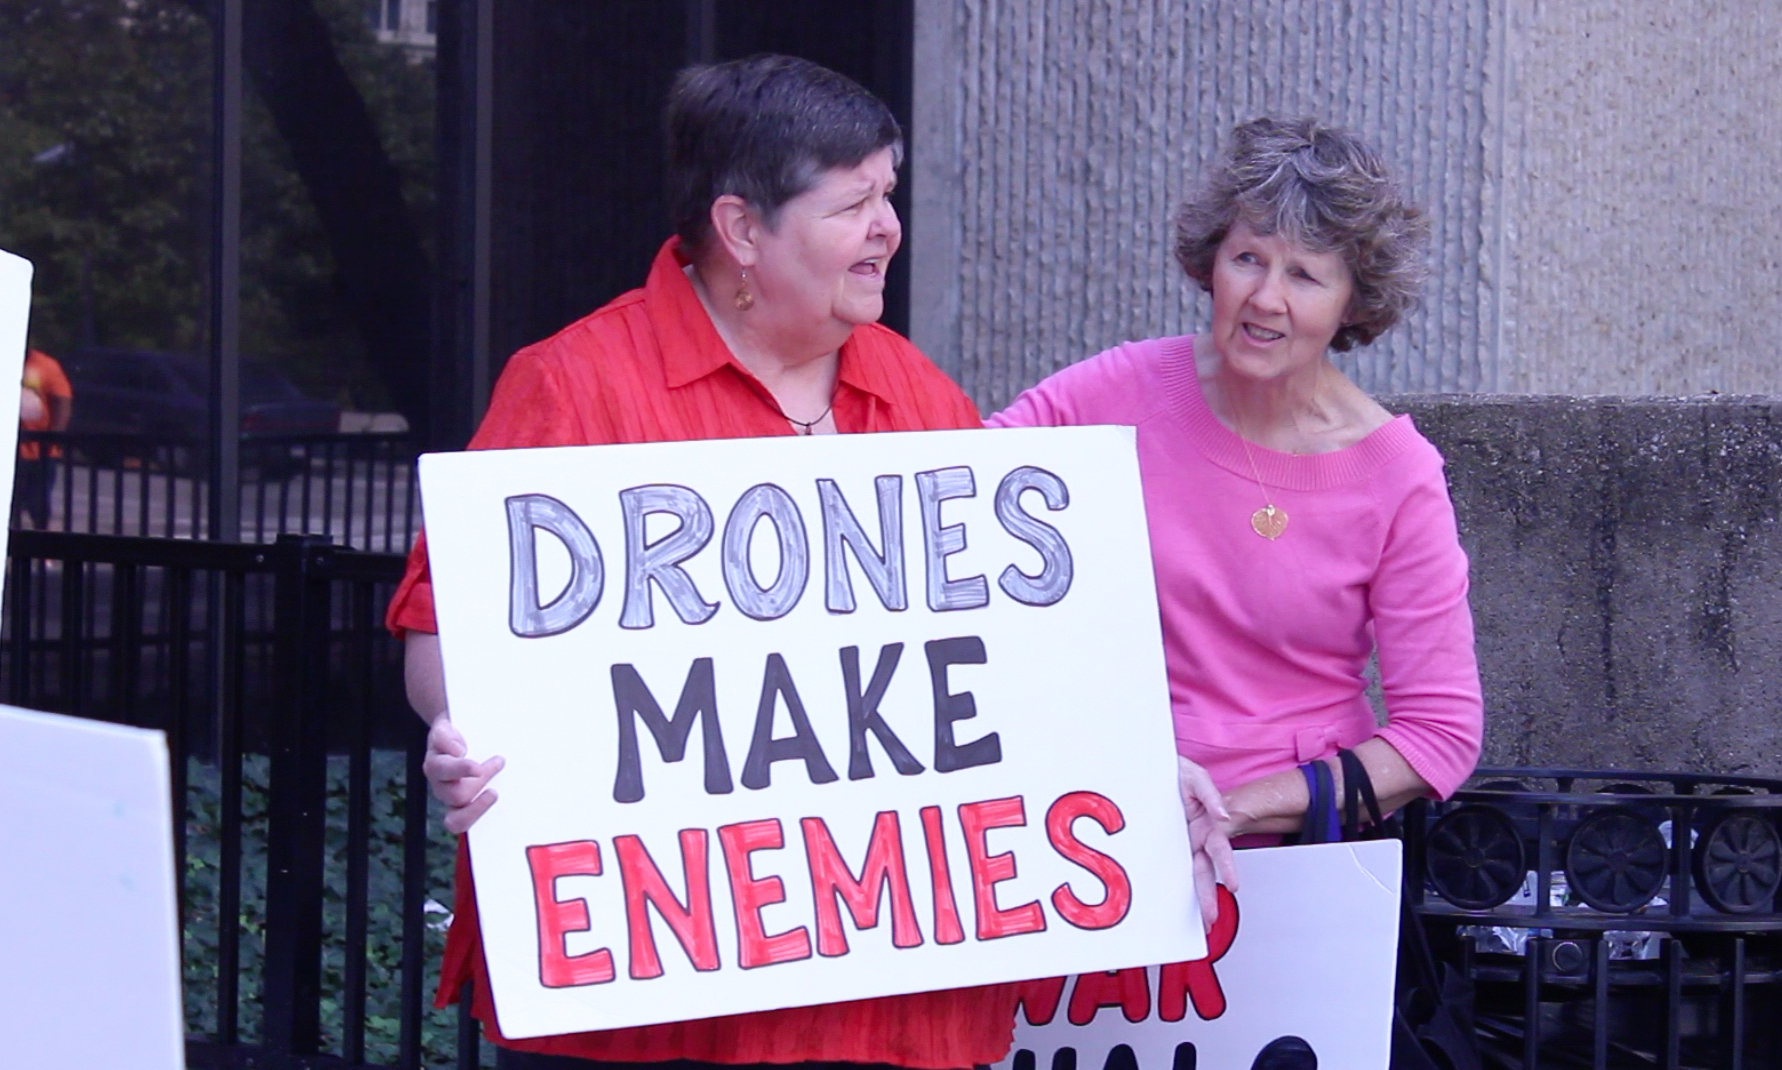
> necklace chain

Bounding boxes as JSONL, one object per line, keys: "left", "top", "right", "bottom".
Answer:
{"left": 765, "top": 392, "right": 835, "bottom": 435}
{"left": 1234, "top": 414, "right": 1289, "bottom": 540}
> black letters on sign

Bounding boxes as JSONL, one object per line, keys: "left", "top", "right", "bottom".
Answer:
{"left": 994, "top": 466, "right": 1074, "bottom": 606}
{"left": 840, "top": 644, "right": 924, "bottom": 780}
{"left": 619, "top": 485, "right": 720, "bottom": 628}
{"left": 926, "top": 636, "right": 1001, "bottom": 771}
{"left": 611, "top": 659, "right": 732, "bottom": 802}
{"left": 506, "top": 494, "right": 604, "bottom": 638}
{"left": 742, "top": 654, "right": 840, "bottom": 789}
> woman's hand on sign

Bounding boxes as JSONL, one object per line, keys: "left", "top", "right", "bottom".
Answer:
{"left": 424, "top": 713, "right": 505, "bottom": 834}
{"left": 406, "top": 631, "right": 505, "bottom": 833}
{"left": 1178, "top": 754, "right": 1238, "bottom": 929}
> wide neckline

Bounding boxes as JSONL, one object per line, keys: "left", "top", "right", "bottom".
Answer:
{"left": 1159, "top": 334, "right": 1421, "bottom": 491}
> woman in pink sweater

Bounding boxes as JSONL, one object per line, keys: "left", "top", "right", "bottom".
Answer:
{"left": 990, "top": 118, "right": 1483, "bottom": 911}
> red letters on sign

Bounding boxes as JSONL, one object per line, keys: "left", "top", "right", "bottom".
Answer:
{"left": 1013, "top": 975, "right": 1070, "bottom": 1026}
{"left": 1159, "top": 883, "right": 1240, "bottom": 1021}
{"left": 526, "top": 841, "right": 616, "bottom": 988}
{"left": 718, "top": 818, "right": 814, "bottom": 968}
{"left": 801, "top": 811, "right": 924, "bottom": 956}
{"left": 957, "top": 796, "right": 1047, "bottom": 940}
{"left": 919, "top": 805, "right": 967, "bottom": 945}
{"left": 528, "top": 788, "right": 1143, "bottom": 986}
{"left": 1044, "top": 791, "right": 1133, "bottom": 930}
{"left": 613, "top": 830, "right": 721, "bottom": 979}
{"left": 1068, "top": 967, "right": 1151, "bottom": 1025}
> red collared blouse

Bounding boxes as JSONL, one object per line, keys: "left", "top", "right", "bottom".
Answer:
{"left": 386, "top": 239, "right": 1017, "bottom": 1067}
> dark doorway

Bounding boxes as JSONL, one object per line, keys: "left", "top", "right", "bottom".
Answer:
{"left": 487, "top": 0, "right": 914, "bottom": 377}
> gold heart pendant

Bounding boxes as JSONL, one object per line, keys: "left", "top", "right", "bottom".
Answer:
{"left": 1251, "top": 505, "right": 1288, "bottom": 539}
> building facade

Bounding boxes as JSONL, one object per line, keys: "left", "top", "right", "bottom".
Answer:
{"left": 909, "top": 0, "right": 1782, "bottom": 412}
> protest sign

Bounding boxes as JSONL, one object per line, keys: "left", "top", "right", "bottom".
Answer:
{"left": 421, "top": 425, "right": 1203, "bottom": 1038}
{"left": 999, "top": 841, "right": 1402, "bottom": 1070}
{"left": 0, "top": 250, "right": 33, "bottom": 559}
{"left": 0, "top": 705, "right": 185, "bottom": 1070}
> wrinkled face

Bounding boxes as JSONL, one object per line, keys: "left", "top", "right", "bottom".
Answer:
{"left": 1209, "top": 220, "right": 1355, "bottom": 382}
{"left": 749, "top": 147, "right": 901, "bottom": 332}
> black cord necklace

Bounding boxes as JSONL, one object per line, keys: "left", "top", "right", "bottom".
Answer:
{"left": 774, "top": 395, "right": 834, "bottom": 435}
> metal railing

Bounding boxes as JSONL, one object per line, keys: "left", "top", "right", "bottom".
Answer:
{"left": 12, "top": 432, "right": 421, "bottom": 552}
{"left": 1407, "top": 769, "right": 1782, "bottom": 1069}
{"left": 2, "top": 529, "right": 479, "bottom": 1069}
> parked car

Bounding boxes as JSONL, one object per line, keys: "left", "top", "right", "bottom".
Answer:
{"left": 62, "top": 348, "right": 341, "bottom": 440}
{"left": 59, "top": 348, "right": 342, "bottom": 475}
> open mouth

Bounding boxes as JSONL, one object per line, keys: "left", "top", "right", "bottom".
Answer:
{"left": 849, "top": 257, "right": 885, "bottom": 280}
{"left": 1242, "top": 323, "right": 1285, "bottom": 343}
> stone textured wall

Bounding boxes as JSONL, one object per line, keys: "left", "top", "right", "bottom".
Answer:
{"left": 911, "top": 0, "right": 1782, "bottom": 412}
{"left": 1499, "top": 1, "right": 1782, "bottom": 395}
{"left": 1387, "top": 395, "right": 1782, "bottom": 777}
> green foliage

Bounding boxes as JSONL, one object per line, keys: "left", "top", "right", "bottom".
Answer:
{"left": 0, "top": 1, "right": 212, "bottom": 357}
{"left": 239, "top": 0, "right": 437, "bottom": 410}
{"left": 184, "top": 752, "right": 487, "bottom": 1068}
{"left": 0, "top": 0, "right": 436, "bottom": 411}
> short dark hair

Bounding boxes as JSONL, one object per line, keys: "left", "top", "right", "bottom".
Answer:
{"left": 1173, "top": 117, "right": 1429, "bottom": 351}
{"left": 666, "top": 54, "right": 903, "bottom": 256}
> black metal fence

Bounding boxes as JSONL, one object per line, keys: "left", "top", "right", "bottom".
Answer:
{"left": 1407, "top": 769, "right": 1782, "bottom": 1069}
{"left": 12, "top": 432, "right": 421, "bottom": 552}
{"left": 2, "top": 529, "right": 479, "bottom": 1069}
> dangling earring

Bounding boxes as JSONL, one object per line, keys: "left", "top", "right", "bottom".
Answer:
{"left": 734, "top": 268, "right": 756, "bottom": 312}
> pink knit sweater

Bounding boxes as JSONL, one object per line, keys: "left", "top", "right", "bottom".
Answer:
{"left": 989, "top": 335, "right": 1483, "bottom": 799}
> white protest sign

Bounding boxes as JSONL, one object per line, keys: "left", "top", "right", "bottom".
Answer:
{"left": 0, "top": 705, "right": 185, "bottom": 1070}
{"left": 999, "top": 841, "right": 1402, "bottom": 1070}
{"left": 0, "top": 250, "right": 33, "bottom": 560}
{"left": 421, "top": 425, "right": 1203, "bottom": 1038}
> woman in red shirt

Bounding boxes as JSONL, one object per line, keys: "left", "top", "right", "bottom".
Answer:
{"left": 389, "top": 55, "right": 1017, "bottom": 1070}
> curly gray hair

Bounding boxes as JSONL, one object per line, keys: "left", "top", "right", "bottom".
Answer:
{"left": 1173, "top": 117, "right": 1429, "bottom": 351}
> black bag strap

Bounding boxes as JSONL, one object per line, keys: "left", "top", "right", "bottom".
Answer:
{"left": 1339, "top": 747, "right": 1385, "bottom": 840}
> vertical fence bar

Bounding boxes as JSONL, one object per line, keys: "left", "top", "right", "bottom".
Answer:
{"left": 208, "top": 0, "right": 242, "bottom": 545}
{"left": 380, "top": 446, "right": 396, "bottom": 552}
{"left": 58, "top": 442, "right": 74, "bottom": 531}
{"left": 1664, "top": 936, "right": 1683, "bottom": 1070}
{"left": 167, "top": 566, "right": 192, "bottom": 947}
{"left": 82, "top": 459, "right": 96, "bottom": 534}
{"left": 1670, "top": 803, "right": 1693, "bottom": 919}
{"left": 1592, "top": 935, "right": 1609, "bottom": 1070}
{"left": 321, "top": 440, "right": 336, "bottom": 542}
{"left": 1730, "top": 936, "right": 1746, "bottom": 1070}
{"left": 343, "top": 579, "right": 374, "bottom": 1064}
{"left": 399, "top": 719, "right": 429, "bottom": 1070}
{"left": 261, "top": 536, "right": 332, "bottom": 1055}
{"left": 110, "top": 562, "right": 141, "bottom": 724}
{"left": 7, "top": 552, "right": 32, "bottom": 705}
{"left": 215, "top": 568, "right": 246, "bottom": 1044}
{"left": 58, "top": 557, "right": 83, "bottom": 715}
{"left": 298, "top": 448, "right": 313, "bottom": 538}
{"left": 1523, "top": 935, "right": 1543, "bottom": 1070}
{"left": 137, "top": 456, "right": 149, "bottom": 534}
{"left": 111, "top": 463, "right": 124, "bottom": 534}
{"left": 1534, "top": 804, "right": 1554, "bottom": 921}
{"left": 457, "top": 983, "right": 479, "bottom": 1070}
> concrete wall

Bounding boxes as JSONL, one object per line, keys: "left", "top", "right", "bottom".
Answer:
{"left": 1389, "top": 395, "right": 1782, "bottom": 777}
{"left": 911, "top": 0, "right": 1782, "bottom": 412}
{"left": 1499, "top": 2, "right": 1782, "bottom": 395}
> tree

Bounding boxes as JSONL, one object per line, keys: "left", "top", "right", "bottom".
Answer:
{"left": 0, "top": 0, "right": 437, "bottom": 430}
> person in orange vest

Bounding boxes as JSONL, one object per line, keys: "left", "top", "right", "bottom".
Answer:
{"left": 16, "top": 344, "right": 73, "bottom": 528}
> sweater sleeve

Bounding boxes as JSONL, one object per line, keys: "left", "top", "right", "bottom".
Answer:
{"left": 985, "top": 340, "right": 1164, "bottom": 429}
{"left": 1368, "top": 447, "right": 1485, "bottom": 799}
